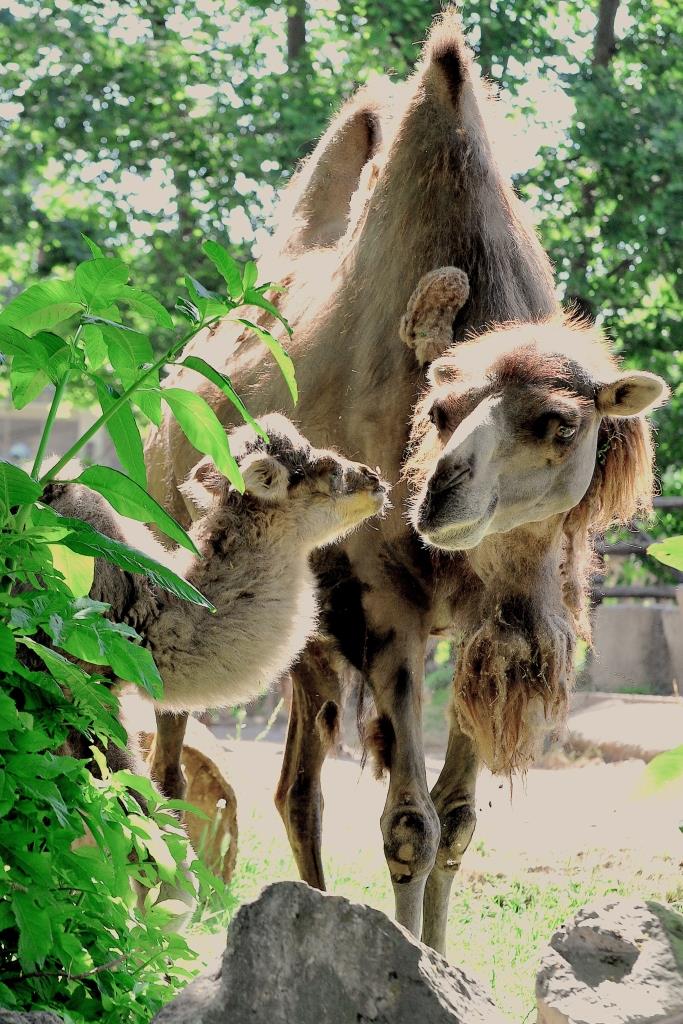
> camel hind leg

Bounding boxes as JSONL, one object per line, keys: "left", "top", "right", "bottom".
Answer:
{"left": 274, "top": 641, "right": 342, "bottom": 889}
{"left": 149, "top": 710, "right": 189, "bottom": 800}
{"left": 422, "top": 708, "right": 478, "bottom": 954}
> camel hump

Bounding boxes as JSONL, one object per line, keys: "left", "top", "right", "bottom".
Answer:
{"left": 421, "top": 6, "right": 473, "bottom": 106}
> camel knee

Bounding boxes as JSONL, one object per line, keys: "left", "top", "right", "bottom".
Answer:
{"left": 381, "top": 801, "right": 440, "bottom": 884}
{"left": 434, "top": 803, "right": 476, "bottom": 873}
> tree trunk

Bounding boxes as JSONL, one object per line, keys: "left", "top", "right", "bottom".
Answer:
{"left": 287, "top": 0, "right": 307, "bottom": 67}
{"left": 567, "top": 0, "right": 622, "bottom": 317}
{"left": 593, "top": 0, "right": 620, "bottom": 67}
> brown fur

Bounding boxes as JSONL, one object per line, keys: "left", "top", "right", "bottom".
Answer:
{"left": 365, "top": 713, "right": 396, "bottom": 779}
{"left": 44, "top": 417, "right": 388, "bottom": 713}
{"left": 141, "top": 8, "right": 666, "bottom": 944}
{"left": 405, "top": 317, "right": 665, "bottom": 774}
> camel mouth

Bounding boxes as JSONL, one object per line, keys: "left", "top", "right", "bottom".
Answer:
{"left": 343, "top": 470, "right": 390, "bottom": 501}
{"left": 415, "top": 493, "right": 498, "bottom": 550}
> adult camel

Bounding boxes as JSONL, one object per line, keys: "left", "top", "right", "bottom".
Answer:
{"left": 145, "top": 12, "right": 649, "bottom": 949}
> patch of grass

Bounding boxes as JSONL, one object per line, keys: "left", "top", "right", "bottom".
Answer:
{"left": 186, "top": 811, "right": 680, "bottom": 1023}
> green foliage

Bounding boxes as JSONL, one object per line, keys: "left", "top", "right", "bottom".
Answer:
{"left": 648, "top": 536, "right": 683, "bottom": 572}
{"left": 519, "top": 0, "right": 682, "bottom": 502}
{"left": 638, "top": 746, "right": 683, "bottom": 799}
{"left": 0, "top": 240, "right": 295, "bottom": 1020}
{"left": 1, "top": 0, "right": 678, "bottom": 503}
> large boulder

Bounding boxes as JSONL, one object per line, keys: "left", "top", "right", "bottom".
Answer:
{"left": 536, "top": 899, "right": 683, "bottom": 1023}
{"left": 0, "top": 1014, "right": 63, "bottom": 1023}
{"left": 153, "top": 881, "right": 504, "bottom": 1023}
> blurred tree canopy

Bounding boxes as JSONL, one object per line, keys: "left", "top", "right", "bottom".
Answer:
{"left": 0, "top": 0, "right": 680, "bottom": 490}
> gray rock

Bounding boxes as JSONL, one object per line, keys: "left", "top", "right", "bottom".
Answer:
{"left": 153, "top": 881, "right": 504, "bottom": 1023}
{"left": 536, "top": 898, "right": 683, "bottom": 1024}
{"left": 0, "top": 1014, "right": 63, "bottom": 1023}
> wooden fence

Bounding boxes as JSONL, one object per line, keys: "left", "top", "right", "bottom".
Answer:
{"left": 594, "top": 496, "right": 683, "bottom": 602}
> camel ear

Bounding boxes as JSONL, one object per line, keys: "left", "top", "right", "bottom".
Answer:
{"left": 596, "top": 372, "right": 669, "bottom": 418}
{"left": 179, "top": 457, "right": 228, "bottom": 515}
{"left": 427, "top": 354, "right": 461, "bottom": 388}
{"left": 400, "top": 267, "right": 469, "bottom": 367}
{"left": 282, "top": 102, "right": 381, "bottom": 253}
{"left": 241, "top": 453, "right": 289, "bottom": 502}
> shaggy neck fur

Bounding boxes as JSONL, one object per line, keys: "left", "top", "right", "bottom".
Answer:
{"left": 450, "top": 517, "right": 574, "bottom": 774}
{"left": 128, "top": 496, "right": 318, "bottom": 712}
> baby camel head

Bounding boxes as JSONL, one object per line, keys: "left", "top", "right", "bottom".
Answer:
{"left": 407, "top": 321, "right": 668, "bottom": 550}
{"left": 181, "top": 413, "right": 389, "bottom": 550}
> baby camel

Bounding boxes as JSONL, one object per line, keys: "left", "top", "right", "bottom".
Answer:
{"left": 45, "top": 413, "right": 387, "bottom": 723}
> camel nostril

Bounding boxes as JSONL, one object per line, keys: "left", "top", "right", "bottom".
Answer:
{"left": 428, "top": 461, "right": 471, "bottom": 495}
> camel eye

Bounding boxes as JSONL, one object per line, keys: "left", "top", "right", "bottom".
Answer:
{"left": 555, "top": 424, "right": 576, "bottom": 440}
{"left": 428, "top": 402, "right": 449, "bottom": 433}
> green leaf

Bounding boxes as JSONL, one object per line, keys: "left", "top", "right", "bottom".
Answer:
{"left": 105, "top": 638, "right": 163, "bottom": 698}
{"left": 48, "top": 544, "right": 95, "bottom": 598}
{"left": 202, "top": 240, "right": 243, "bottom": 300}
{"left": 96, "top": 379, "right": 147, "bottom": 489}
{"left": 0, "top": 623, "right": 17, "bottom": 669}
{"left": 82, "top": 323, "right": 107, "bottom": 369}
{"left": 99, "top": 320, "right": 161, "bottom": 425}
{"left": 19, "top": 637, "right": 90, "bottom": 687}
{"left": 0, "top": 461, "right": 43, "bottom": 506}
{"left": 52, "top": 515, "right": 214, "bottom": 611}
{"left": 12, "top": 892, "right": 53, "bottom": 970}
{"left": 6, "top": 331, "right": 69, "bottom": 407}
{"left": 9, "top": 352, "right": 50, "bottom": 408}
{"left": 175, "top": 296, "right": 202, "bottom": 325}
{"left": 0, "top": 279, "right": 82, "bottom": 334}
{"left": 184, "top": 276, "right": 229, "bottom": 319}
{"left": 162, "top": 388, "right": 243, "bottom": 490}
{"left": 101, "top": 320, "right": 153, "bottom": 378}
{"left": 238, "top": 318, "right": 298, "bottom": 403}
{"left": 648, "top": 536, "right": 683, "bottom": 572}
{"left": 180, "top": 356, "right": 268, "bottom": 440}
{"left": 36, "top": 331, "right": 70, "bottom": 383}
{"left": 119, "top": 286, "right": 174, "bottom": 329}
{"left": 81, "top": 232, "right": 104, "bottom": 258}
{"left": 74, "top": 465, "right": 198, "bottom": 554}
{"left": 0, "top": 324, "right": 34, "bottom": 357}
{"left": 75, "top": 257, "right": 129, "bottom": 305}
{"left": 242, "top": 288, "right": 292, "bottom": 336}
{"left": 638, "top": 746, "right": 683, "bottom": 796}
{"left": 242, "top": 260, "right": 258, "bottom": 292}
{"left": 58, "top": 616, "right": 163, "bottom": 698}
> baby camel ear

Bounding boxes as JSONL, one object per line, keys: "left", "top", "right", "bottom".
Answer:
{"left": 597, "top": 371, "right": 669, "bottom": 418}
{"left": 241, "top": 453, "right": 289, "bottom": 502}
{"left": 179, "top": 456, "right": 228, "bottom": 515}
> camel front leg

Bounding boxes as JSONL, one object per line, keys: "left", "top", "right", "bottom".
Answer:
{"left": 422, "top": 708, "right": 478, "bottom": 954}
{"left": 150, "top": 710, "right": 189, "bottom": 800}
{"left": 274, "top": 642, "right": 342, "bottom": 889}
{"left": 368, "top": 633, "right": 441, "bottom": 937}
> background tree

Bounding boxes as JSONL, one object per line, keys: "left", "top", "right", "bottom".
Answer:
{"left": 0, "top": 0, "right": 680, "bottom": 499}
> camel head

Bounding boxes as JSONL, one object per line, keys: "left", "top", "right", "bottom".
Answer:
{"left": 181, "top": 414, "right": 389, "bottom": 551}
{"left": 407, "top": 321, "right": 668, "bottom": 550}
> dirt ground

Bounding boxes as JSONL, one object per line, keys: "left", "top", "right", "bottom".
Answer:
{"left": 210, "top": 731, "right": 682, "bottom": 887}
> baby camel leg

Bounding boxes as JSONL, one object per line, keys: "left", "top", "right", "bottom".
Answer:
{"left": 150, "top": 710, "right": 189, "bottom": 800}
{"left": 274, "top": 641, "right": 342, "bottom": 890}
{"left": 422, "top": 711, "right": 478, "bottom": 954}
